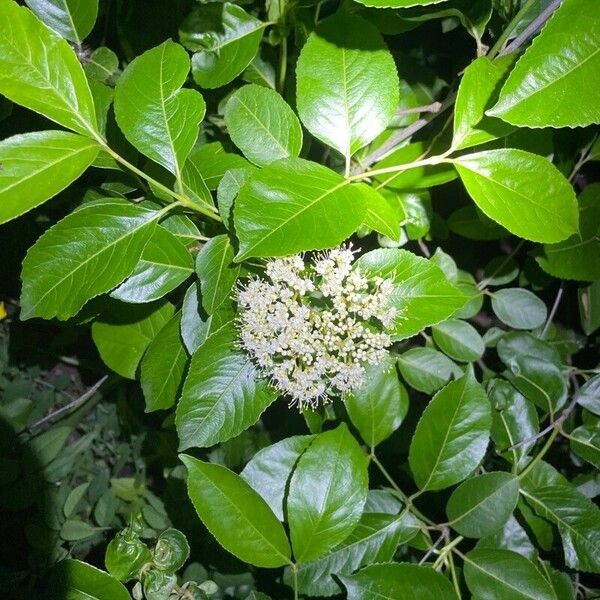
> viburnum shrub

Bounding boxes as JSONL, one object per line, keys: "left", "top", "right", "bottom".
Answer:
{"left": 0, "top": 0, "right": 600, "bottom": 598}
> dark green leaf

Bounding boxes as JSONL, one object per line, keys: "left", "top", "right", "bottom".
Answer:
{"left": 491, "top": 288, "right": 547, "bottom": 330}
{"left": 196, "top": 235, "right": 240, "bottom": 315}
{"left": 453, "top": 149, "right": 578, "bottom": 243}
{"left": 92, "top": 301, "right": 174, "bottom": 379}
{"left": 176, "top": 325, "right": 277, "bottom": 449}
{"left": 575, "top": 374, "right": 600, "bottom": 416}
{"left": 409, "top": 370, "right": 491, "bottom": 491}
{"left": 0, "top": 130, "right": 99, "bottom": 224}
{"left": 234, "top": 159, "right": 366, "bottom": 261}
{"left": 180, "top": 3, "right": 264, "bottom": 89}
{"left": 25, "top": 0, "right": 98, "bottom": 43}
{"left": 241, "top": 435, "right": 315, "bottom": 521}
{"left": 569, "top": 422, "right": 600, "bottom": 469}
{"left": 340, "top": 562, "right": 455, "bottom": 600}
{"left": 141, "top": 313, "right": 188, "bottom": 412}
{"left": 183, "top": 141, "right": 249, "bottom": 191}
{"left": 20, "top": 201, "right": 158, "bottom": 320}
{"left": 477, "top": 514, "right": 536, "bottom": 559}
{"left": 287, "top": 423, "right": 369, "bottom": 562}
{"left": 181, "top": 455, "right": 291, "bottom": 568}
{"left": 446, "top": 472, "right": 520, "bottom": 538}
{"left": 432, "top": 318, "right": 484, "bottom": 362}
{"left": 489, "top": 0, "right": 600, "bottom": 128}
{"left": 397, "top": 347, "right": 460, "bottom": 394}
{"left": 296, "top": 12, "right": 398, "bottom": 162}
{"left": 0, "top": 0, "right": 98, "bottom": 136}
{"left": 114, "top": 40, "right": 205, "bottom": 186}
{"left": 356, "top": 249, "right": 468, "bottom": 340}
{"left": 463, "top": 548, "right": 557, "bottom": 600}
{"left": 51, "top": 559, "right": 130, "bottom": 600}
{"left": 579, "top": 280, "right": 600, "bottom": 335}
{"left": 225, "top": 84, "right": 302, "bottom": 166}
{"left": 345, "top": 358, "right": 408, "bottom": 448}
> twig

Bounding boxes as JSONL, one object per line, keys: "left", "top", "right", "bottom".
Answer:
{"left": 395, "top": 102, "right": 442, "bottom": 116}
{"left": 419, "top": 528, "right": 448, "bottom": 565}
{"left": 28, "top": 375, "right": 108, "bottom": 431}
{"left": 541, "top": 282, "right": 564, "bottom": 338}
{"left": 499, "top": 0, "right": 562, "bottom": 56}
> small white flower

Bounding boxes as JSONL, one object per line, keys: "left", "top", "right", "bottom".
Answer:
{"left": 235, "top": 246, "right": 400, "bottom": 410}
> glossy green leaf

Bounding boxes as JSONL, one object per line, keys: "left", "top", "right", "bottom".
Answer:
{"left": 111, "top": 226, "right": 193, "bottom": 304}
{"left": 289, "top": 512, "right": 421, "bottom": 597}
{"left": 114, "top": 40, "right": 205, "bottom": 185}
{"left": 92, "top": 301, "right": 174, "bottom": 379}
{"left": 452, "top": 55, "right": 515, "bottom": 150}
{"left": 296, "top": 12, "right": 398, "bottom": 162}
{"left": 234, "top": 159, "right": 366, "bottom": 261}
{"left": 180, "top": 2, "right": 264, "bottom": 89}
{"left": 579, "top": 280, "right": 600, "bottom": 335}
{"left": 575, "top": 374, "right": 600, "bottom": 416}
{"left": 356, "top": 249, "right": 468, "bottom": 340}
{"left": 453, "top": 149, "right": 578, "bottom": 243}
{"left": 176, "top": 325, "right": 277, "bottom": 449}
{"left": 196, "top": 235, "right": 240, "bottom": 315}
{"left": 0, "top": 0, "right": 98, "bottom": 136}
{"left": 357, "top": 184, "right": 402, "bottom": 239}
{"left": 224, "top": 84, "right": 302, "bottom": 166}
{"left": 496, "top": 331, "right": 561, "bottom": 366}
{"left": 345, "top": 359, "right": 408, "bottom": 448}
{"left": 447, "top": 472, "right": 519, "bottom": 538}
{"left": 463, "top": 549, "right": 557, "bottom": 600}
{"left": 0, "top": 130, "right": 98, "bottom": 224}
{"left": 181, "top": 455, "right": 291, "bottom": 568}
{"left": 51, "top": 559, "right": 130, "bottom": 600}
{"left": 409, "top": 370, "right": 491, "bottom": 491}
{"left": 397, "top": 347, "right": 460, "bottom": 394}
{"left": 489, "top": 0, "right": 600, "bottom": 128}
{"left": 569, "top": 422, "right": 600, "bottom": 469}
{"left": 84, "top": 47, "right": 119, "bottom": 84}
{"left": 25, "top": 0, "right": 98, "bottom": 43}
{"left": 537, "top": 184, "right": 600, "bottom": 281}
{"left": 340, "top": 562, "right": 455, "bottom": 600}
{"left": 241, "top": 435, "right": 315, "bottom": 521}
{"left": 432, "top": 319, "right": 484, "bottom": 362}
{"left": 448, "top": 205, "right": 508, "bottom": 240}
{"left": 287, "top": 423, "right": 369, "bottom": 562}
{"left": 153, "top": 528, "right": 190, "bottom": 573}
{"left": 217, "top": 166, "right": 256, "bottom": 229}
{"left": 521, "top": 466, "right": 600, "bottom": 573}
{"left": 184, "top": 141, "right": 249, "bottom": 191}
{"left": 491, "top": 288, "right": 547, "bottom": 330}
{"left": 20, "top": 201, "right": 158, "bottom": 320}
{"left": 141, "top": 313, "right": 188, "bottom": 412}
{"left": 353, "top": 0, "right": 448, "bottom": 5}
{"left": 477, "top": 514, "right": 536, "bottom": 559}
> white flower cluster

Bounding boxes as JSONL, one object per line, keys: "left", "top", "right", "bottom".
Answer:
{"left": 236, "top": 247, "right": 399, "bottom": 409}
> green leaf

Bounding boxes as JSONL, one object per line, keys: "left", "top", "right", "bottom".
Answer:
{"left": 345, "top": 358, "right": 408, "bottom": 448}
{"left": 141, "top": 313, "right": 189, "bottom": 412}
{"left": 491, "top": 288, "right": 547, "bottom": 330}
{"left": 25, "top": 0, "right": 98, "bottom": 43}
{"left": 579, "top": 280, "right": 600, "bottom": 335}
{"left": 224, "top": 84, "right": 302, "bottom": 166}
{"left": 452, "top": 55, "right": 515, "bottom": 150}
{"left": 448, "top": 205, "right": 508, "bottom": 240}
{"left": 92, "top": 301, "right": 174, "bottom": 379}
{"left": 181, "top": 455, "right": 291, "bottom": 568}
{"left": 51, "top": 559, "right": 130, "bottom": 600}
{"left": 477, "top": 514, "right": 536, "bottom": 559}
{"left": 234, "top": 159, "right": 366, "bottom": 261}
{"left": 0, "top": 130, "right": 98, "bottom": 224}
{"left": 153, "top": 529, "right": 190, "bottom": 573}
{"left": 432, "top": 319, "right": 485, "bottom": 362}
{"left": 114, "top": 40, "right": 205, "bottom": 186}
{"left": 111, "top": 226, "right": 193, "bottom": 304}
{"left": 60, "top": 519, "right": 102, "bottom": 541}
{"left": 356, "top": 249, "right": 468, "bottom": 340}
{"left": 397, "top": 347, "right": 460, "bottom": 394}
{"left": 184, "top": 141, "right": 249, "bottom": 191}
{"left": 84, "top": 47, "right": 119, "bottom": 84}
{"left": 241, "top": 435, "right": 315, "bottom": 521}
{"left": 575, "top": 374, "right": 600, "bottom": 416}
{"left": 175, "top": 325, "right": 277, "bottom": 449}
{"left": 20, "top": 201, "right": 158, "bottom": 320}
{"left": 357, "top": 184, "right": 402, "bottom": 239}
{"left": 64, "top": 482, "right": 90, "bottom": 518}
{"left": 489, "top": 0, "right": 600, "bottom": 128}
{"left": 289, "top": 512, "right": 421, "bottom": 597}
{"left": 217, "top": 166, "right": 256, "bottom": 229}
{"left": 537, "top": 184, "right": 600, "bottom": 281}
{"left": 447, "top": 472, "right": 519, "bottom": 538}
{"left": 340, "top": 562, "right": 456, "bottom": 600}
{"left": 569, "top": 422, "right": 600, "bottom": 470}
{"left": 296, "top": 12, "right": 399, "bottom": 162}
{"left": 409, "top": 370, "right": 491, "bottom": 491}
{"left": 196, "top": 235, "right": 240, "bottom": 315}
{"left": 453, "top": 149, "right": 578, "bottom": 243}
{"left": 287, "top": 423, "right": 369, "bottom": 562}
{"left": 521, "top": 467, "right": 600, "bottom": 573}
{"left": 463, "top": 549, "right": 557, "bottom": 600}
{"left": 180, "top": 2, "right": 264, "bottom": 89}
{"left": 0, "top": 0, "right": 98, "bottom": 136}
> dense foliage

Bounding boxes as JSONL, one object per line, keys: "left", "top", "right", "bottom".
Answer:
{"left": 1, "top": 0, "right": 599, "bottom": 598}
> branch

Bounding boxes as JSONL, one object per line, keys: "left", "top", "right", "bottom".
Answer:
{"left": 541, "top": 282, "right": 564, "bottom": 338}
